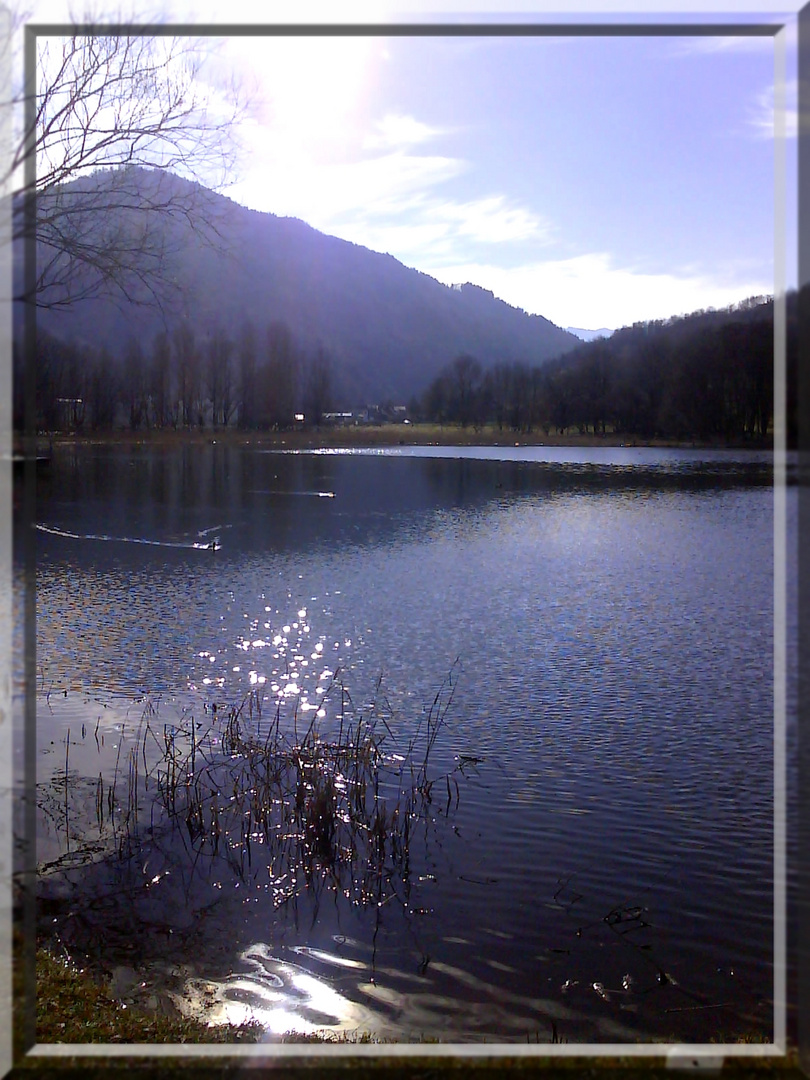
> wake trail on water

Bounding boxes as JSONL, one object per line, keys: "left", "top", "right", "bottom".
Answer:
{"left": 249, "top": 489, "right": 335, "bottom": 498}
{"left": 36, "top": 523, "right": 225, "bottom": 550}
{"left": 197, "top": 524, "right": 232, "bottom": 538}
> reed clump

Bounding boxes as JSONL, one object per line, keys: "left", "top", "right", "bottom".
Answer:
{"left": 149, "top": 669, "right": 466, "bottom": 907}
{"left": 77, "top": 666, "right": 471, "bottom": 915}
{"left": 32, "top": 664, "right": 475, "bottom": 1040}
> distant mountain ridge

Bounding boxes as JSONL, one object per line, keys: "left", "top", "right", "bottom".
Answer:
{"left": 566, "top": 326, "right": 614, "bottom": 342}
{"left": 30, "top": 167, "right": 581, "bottom": 405}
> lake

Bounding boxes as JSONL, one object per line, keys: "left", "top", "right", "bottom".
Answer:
{"left": 25, "top": 442, "right": 792, "bottom": 1045}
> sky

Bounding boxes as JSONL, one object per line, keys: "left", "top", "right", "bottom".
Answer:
{"left": 214, "top": 26, "right": 795, "bottom": 331}
{"left": 21, "top": 2, "right": 802, "bottom": 332}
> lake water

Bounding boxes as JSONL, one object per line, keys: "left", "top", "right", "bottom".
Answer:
{"left": 26, "top": 443, "right": 792, "bottom": 1045}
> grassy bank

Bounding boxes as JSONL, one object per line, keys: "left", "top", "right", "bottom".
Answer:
{"left": 33, "top": 947, "right": 260, "bottom": 1045}
{"left": 41, "top": 423, "right": 772, "bottom": 453}
{"left": 12, "top": 948, "right": 796, "bottom": 1077}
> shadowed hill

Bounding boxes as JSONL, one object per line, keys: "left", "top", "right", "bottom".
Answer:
{"left": 29, "top": 167, "right": 580, "bottom": 405}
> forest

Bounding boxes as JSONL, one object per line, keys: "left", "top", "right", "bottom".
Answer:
{"left": 417, "top": 294, "right": 796, "bottom": 444}
{"left": 15, "top": 319, "right": 335, "bottom": 434}
{"left": 16, "top": 291, "right": 797, "bottom": 444}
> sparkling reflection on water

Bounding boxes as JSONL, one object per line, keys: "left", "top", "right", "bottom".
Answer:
{"left": 29, "top": 445, "right": 785, "bottom": 1044}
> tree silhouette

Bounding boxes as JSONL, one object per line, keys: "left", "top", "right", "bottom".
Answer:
{"left": 305, "top": 346, "right": 333, "bottom": 428}
{"left": 7, "top": 11, "right": 246, "bottom": 309}
{"left": 262, "top": 321, "right": 298, "bottom": 429}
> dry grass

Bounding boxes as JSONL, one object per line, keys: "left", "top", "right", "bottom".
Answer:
{"left": 44, "top": 423, "right": 748, "bottom": 453}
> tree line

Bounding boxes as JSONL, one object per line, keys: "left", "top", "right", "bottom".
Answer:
{"left": 16, "top": 320, "right": 335, "bottom": 434}
{"left": 417, "top": 295, "right": 797, "bottom": 444}
{"left": 17, "top": 292, "right": 800, "bottom": 443}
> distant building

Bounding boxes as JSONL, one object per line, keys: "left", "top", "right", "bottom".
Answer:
{"left": 367, "top": 403, "right": 409, "bottom": 423}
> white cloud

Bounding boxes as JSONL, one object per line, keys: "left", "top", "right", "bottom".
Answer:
{"left": 748, "top": 80, "right": 800, "bottom": 139}
{"left": 668, "top": 34, "right": 776, "bottom": 57}
{"left": 424, "top": 196, "right": 552, "bottom": 245}
{"left": 363, "top": 114, "right": 445, "bottom": 150}
{"left": 229, "top": 146, "right": 467, "bottom": 226}
{"left": 316, "top": 191, "right": 552, "bottom": 267}
{"left": 421, "top": 253, "right": 773, "bottom": 330}
{"left": 229, "top": 111, "right": 549, "bottom": 262}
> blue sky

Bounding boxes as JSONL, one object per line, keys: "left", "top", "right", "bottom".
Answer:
{"left": 25, "top": 3, "right": 799, "bottom": 331}
{"left": 215, "top": 21, "right": 794, "bottom": 331}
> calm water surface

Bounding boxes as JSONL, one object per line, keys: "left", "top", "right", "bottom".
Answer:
{"left": 28, "top": 444, "right": 785, "bottom": 1044}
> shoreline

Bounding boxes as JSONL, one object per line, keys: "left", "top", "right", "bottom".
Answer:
{"left": 40, "top": 424, "right": 774, "bottom": 453}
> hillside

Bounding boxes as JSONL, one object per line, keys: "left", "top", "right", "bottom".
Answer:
{"left": 28, "top": 167, "right": 580, "bottom": 406}
{"left": 416, "top": 293, "right": 784, "bottom": 444}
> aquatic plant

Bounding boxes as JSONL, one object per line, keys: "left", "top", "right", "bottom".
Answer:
{"left": 27, "top": 666, "right": 487, "bottom": 1044}
{"left": 36, "top": 665, "right": 472, "bottom": 930}
{"left": 147, "top": 665, "right": 467, "bottom": 912}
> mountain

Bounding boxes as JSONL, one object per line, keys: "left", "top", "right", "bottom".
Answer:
{"left": 566, "top": 326, "right": 614, "bottom": 342}
{"left": 29, "top": 167, "right": 580, "bottom": 405}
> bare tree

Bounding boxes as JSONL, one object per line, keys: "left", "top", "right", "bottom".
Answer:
{"left": 87, "top": 344, "right": 118, "bottom": 429}
{"left": 237, "top": 319, "right": 257, "bottom": 429}
{"left": 304, "top": 345, "right": 333, "bottom": 428}
{"left": 206, "top": 326, "right": 233, "bottom": 429}
{"left": 448, "top": 353, "right": 481, "bottom": 429}
{"left": 6, "top": 8, "right": 247, "bottom": 309}
{"left": 262, "top": 320, "right": 297, "bottom": 429}
{"left": 121, "top": 333, "right": 146, "bottom": 429}
{"left": 173, "top": 319, "right": 198, "bottom": 428}
{"left": 149, "top": 328, "right": 170, "bottom": 427}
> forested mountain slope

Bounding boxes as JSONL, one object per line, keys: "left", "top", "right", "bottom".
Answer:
{"left": 26, "top": 167, "right": 579, "bottom": 406}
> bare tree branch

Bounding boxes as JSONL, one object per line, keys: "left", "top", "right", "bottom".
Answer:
{"left": 5, "top": 5, "right": 249, "bottom": 309}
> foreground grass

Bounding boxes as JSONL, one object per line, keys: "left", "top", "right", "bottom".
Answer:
{"left": 33, "top": 948, "right": 261, "bottom": 1045}
{"left": 14, "top": 948, "right": 798, "bottom": 1079}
